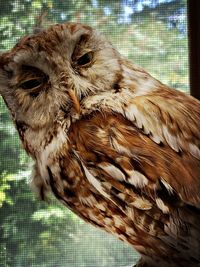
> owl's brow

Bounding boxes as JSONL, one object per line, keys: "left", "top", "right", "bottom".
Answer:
{"left": 68, "top": 23, "right": 92, "bottom": 34}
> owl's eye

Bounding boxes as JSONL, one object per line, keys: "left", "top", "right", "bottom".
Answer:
{"left": 77, "top": 52, "right": 93, "bottom": 66}
{"left": 20, "top": 78, "right": 44, "bottom": 90}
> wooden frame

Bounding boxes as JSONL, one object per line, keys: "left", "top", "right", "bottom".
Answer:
{"left": 187, "top": 0, "right": 200, "bottom": 100}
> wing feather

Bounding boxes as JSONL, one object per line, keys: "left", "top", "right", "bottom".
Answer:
{"left": 123, "top": 88, "right": 200, "bottom": 158}
{"left": 70, "top": 89, "right": 200, "bottom": 208}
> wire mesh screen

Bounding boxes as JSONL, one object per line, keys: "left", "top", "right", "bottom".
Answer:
{"left": 0, "top": 1, "right": 188, "bottom": 267}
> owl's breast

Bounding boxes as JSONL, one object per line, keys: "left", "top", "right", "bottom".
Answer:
{"left": 32, "top": 113, "right": 200, "bottom": 264}
{"left": 45, "top": 152, "right": 154, "bottom": 252}
{"left": 44, "top": 150, "right": 200, "bottom": 263}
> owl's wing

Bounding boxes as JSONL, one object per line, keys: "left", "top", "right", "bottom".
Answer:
{"left": 70, "top": 88, "right": 200, "bottom": 209}
{"left": 124, "top": 88, "right": 200, "bottom": 159}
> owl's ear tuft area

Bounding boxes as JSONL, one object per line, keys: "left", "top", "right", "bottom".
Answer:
{"left": 78, "top": 33, "right": 91, "bottom": 45}
{"left": 32, "top": 11, "right": 48, "bottom": 34}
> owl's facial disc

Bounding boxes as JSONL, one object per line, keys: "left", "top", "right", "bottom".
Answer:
{"left": 0, "top": 22, "right": 121, "bottom": 130}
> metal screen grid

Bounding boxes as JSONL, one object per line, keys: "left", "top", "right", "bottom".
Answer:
{"left": 0, "top": 1, "right": 187, "bottom": 266}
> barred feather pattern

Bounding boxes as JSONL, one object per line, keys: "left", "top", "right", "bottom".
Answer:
{"left": 0, "top": 22, "right": 200, "bottom": 267}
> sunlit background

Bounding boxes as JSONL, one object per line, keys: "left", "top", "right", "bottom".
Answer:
{"left": 0, "top": 1, "right": 188, "bottom": 266}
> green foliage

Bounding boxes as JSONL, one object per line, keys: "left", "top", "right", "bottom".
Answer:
{"left": 0, "top": 1, "right": 188, "bottom": 266}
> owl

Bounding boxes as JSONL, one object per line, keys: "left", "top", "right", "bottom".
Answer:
{"left": 0, "top": 22, "right": 200, "bottom": 267}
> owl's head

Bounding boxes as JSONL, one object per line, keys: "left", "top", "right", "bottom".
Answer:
{"left": 0, "top": 23, "right": 121, "bottom": 130}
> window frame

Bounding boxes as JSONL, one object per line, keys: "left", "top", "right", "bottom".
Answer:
{"left": 187, "top": 0, "right": 200, "bottom": 100}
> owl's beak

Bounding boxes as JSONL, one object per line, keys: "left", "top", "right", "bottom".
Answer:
{"left": 68, "top": 88, "right": 81, "bottom": 114}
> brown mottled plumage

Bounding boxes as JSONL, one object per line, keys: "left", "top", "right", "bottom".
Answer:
{"left": 0, "top": 22, "right": 200, "bottom": 267}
